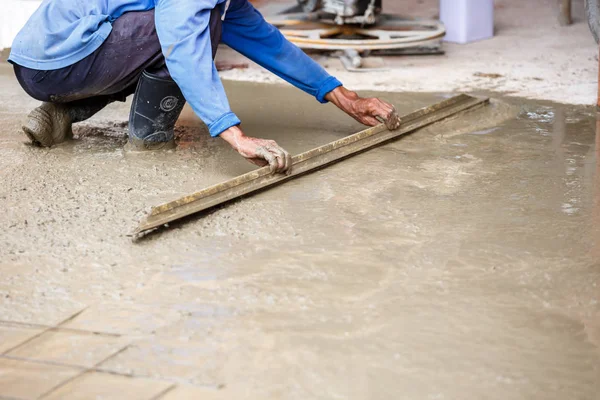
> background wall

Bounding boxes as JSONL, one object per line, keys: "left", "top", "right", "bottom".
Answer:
{"left": 0, "top": 0, "right": 42, "bottom": 50}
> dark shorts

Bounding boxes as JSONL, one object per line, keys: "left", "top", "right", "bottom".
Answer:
{"left": 12, "top": 8, "right": 222, "bottom": 104}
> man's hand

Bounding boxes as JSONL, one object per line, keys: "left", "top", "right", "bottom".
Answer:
{"left": 220, "top": 126, "right": 292, "bottom": 174}
{"left": 325, "top": 86, "right": 401, "bottom": 131}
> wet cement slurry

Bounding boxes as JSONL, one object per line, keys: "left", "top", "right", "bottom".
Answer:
{"left": 1, "top": 68, "right": 600, "bottom": 398}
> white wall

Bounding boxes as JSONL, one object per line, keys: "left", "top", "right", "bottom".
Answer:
{"left": 0, "top": 0, "right": 43, "bottom": 50}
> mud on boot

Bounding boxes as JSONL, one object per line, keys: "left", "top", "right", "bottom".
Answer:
{"left": 22, "top": 102, "right": 73, "bottom": 147}
{"left": 22, "top": 96, "right": 113, "bottom": 148}
{"left": 127, "top": 71, "right": 186, "bottom": 151}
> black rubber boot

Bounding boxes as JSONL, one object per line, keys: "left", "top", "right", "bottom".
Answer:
{"left": 22, "top": 97, "right": 111, "bottom": 147}
{"left": 127, "top": 71, "right": 186, "bottom": 151}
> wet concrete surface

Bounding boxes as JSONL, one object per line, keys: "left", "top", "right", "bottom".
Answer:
{"left": 0, "top": 64, "right": 599, "bottom": 398}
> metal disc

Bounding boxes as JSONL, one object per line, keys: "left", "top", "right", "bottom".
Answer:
{"left": 268, "top": 13, "right": 446, "bottom": 51}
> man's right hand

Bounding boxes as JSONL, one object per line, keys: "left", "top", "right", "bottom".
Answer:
{"left": 220, "top": 126, "right": 293, "bottom": 174}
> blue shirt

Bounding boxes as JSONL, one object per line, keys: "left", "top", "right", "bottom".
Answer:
{"left": 9, "top": 0, "right": 342, "bottom": 136}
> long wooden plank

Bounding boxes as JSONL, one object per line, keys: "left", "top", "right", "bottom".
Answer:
{"left": 134, "top": 94, "right": 488, "bottom": 235}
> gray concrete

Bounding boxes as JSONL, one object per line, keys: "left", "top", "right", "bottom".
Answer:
{"left": 0, "top": 62, "right": 599, "bottom": 398}
{"left": 1, "top": 0, "right": 600, "bottom": 397}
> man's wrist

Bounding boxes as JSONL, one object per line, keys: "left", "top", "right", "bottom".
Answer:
{"left": 316, "top": 77, "right": 344, "bottom": 103}
{"left": 219, "top": 125, "right": 245, "bottom": 150}
{"left": 325, "top": 86, "right": 359, "bottom": 114}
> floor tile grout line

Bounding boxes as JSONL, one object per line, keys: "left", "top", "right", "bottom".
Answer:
{"left": 91, "top": 366, "right": 224, "bottom": 392}
{"left": 1, "top": 307, "right": 124, "bottom": 400}
{"left": 1, "top": 325, "right": 55, "bottom": 357}
{"left": 0, "top": 349, "right": 163, "bottom": 380}
{"left": 0, "top": 308, "right": 89, "bottom": 356}
{"left": 92, "top": 344, "right": 131, "bottom": 369}
{"left": 92, "top": 366, "right": 196, "bottom": 387}
{"left": 38, "top": 344, "right": 132, "bottom": 399}
{"left": 55, "top": 307, "right": 90, "bottom": 327}
{"left": 0, "top": 355, "right": 87, "bottom": 371}
{"left": 1, "top": 347, "right": 185, "bottom": 397}
{"left": 148, "top": 384, "right": 177, "bottom": 400}
{"left": 92, "top": 367, "right": 137, "bottom": 378}
{"left": 47, "top": 327, "right": 123, "bottom": 338}
{"left": 38, "top": 370, "right": 92, "bottom": 400}
{"left": 0, "top": 319, "right": 123, "bottom": 338}
{"left": 90, "top": 346, "right": 172, "bottom": 380}
{"left": 0, "top": 320, "right": 48, "bottom": 329}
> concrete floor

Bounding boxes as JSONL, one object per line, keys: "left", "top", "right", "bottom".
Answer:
{"left": 1, "top": 0, "right": 600, "bottom": 399}
{"left": 1, "top": 74, "right": 600, "bottom": 399}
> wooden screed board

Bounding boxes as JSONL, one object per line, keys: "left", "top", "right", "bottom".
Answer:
{"left": 134, "top": 94, "right": 489, "bottom": 236}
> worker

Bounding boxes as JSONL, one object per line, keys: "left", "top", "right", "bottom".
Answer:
{"left": 8, "top": 0, "right": 400, "bottom": 173}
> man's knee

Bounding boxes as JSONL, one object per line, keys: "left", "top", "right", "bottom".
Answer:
{"left": 12, "top": 64, "right": 51, "bottom": 102}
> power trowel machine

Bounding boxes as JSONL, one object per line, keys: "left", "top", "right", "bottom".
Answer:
{"left": 295, "top": 0, "right": 383, "bottom": 25}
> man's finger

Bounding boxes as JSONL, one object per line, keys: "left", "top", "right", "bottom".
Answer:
{"left": 248, "top": 158, "right": 269, "bottom": 167}
{"left": 257, "top": 147, "right": 278, "bottom": 173}
{"left": 375, "top": 110, "right": 400, "bottom": 130}
{"left": 280, "top": 150, "right": 288, "bottom": 172}
{"left": 267, "top": 147, "right": 285, "bottom": 171}
{"left": 276, "top": 154, "right": 285, "bottom": 171}
{"left": 275, "top": 151, "right": 286, "bottom": 171}
{"left": 280, "top": 148, "right": 292, "bottom": 173}
{"left": 385, "top": 118, "right": 400, "bottom": 130}
{"left": 265, "top": 153, "right": 278, "bottom": 174}
{"left": 378, "top": 103, "right": 394, "bottom": 116}
{"left": 266, "top": 144, "right": 288, "bottom": 173}
{"left": 369, "top": 99, "right": 393, "bottom": 116}
{"left": 284, "top": 150, "right": 293, "bottom": 175}
{"left": 386, "top": 110, "right": 401, "bottom": 130}
{"left": 368, "top": 116, "right": 384, "bottom": 127}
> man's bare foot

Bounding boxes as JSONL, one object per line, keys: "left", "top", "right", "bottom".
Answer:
{"left": 22, "top": 102, "right": 73, "bottom": 147}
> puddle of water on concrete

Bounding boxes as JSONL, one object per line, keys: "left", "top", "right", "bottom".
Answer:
{"left": 470, "top": 127, "right": 500, "bottom": 135}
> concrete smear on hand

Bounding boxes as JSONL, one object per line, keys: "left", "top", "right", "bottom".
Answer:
{"left": 1, "top": 74, "right": 600, "bottom": 399}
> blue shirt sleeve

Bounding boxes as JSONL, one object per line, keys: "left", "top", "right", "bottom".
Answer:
{"left": 155, "top": 0, "right": 240, "bottom": 137}
{"left": 222, "top": 0, "right": 343, "bottom": 103}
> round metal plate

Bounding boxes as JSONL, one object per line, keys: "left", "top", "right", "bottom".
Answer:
{"left": 268, "top": 13, "right": 446, "bottom": 50}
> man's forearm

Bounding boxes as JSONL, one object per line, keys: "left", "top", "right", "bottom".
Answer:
{"left": 325, "top": 86, "right": 361, "bottom": 114}
{"left": 221, "top": 0, "right": 342, "bottom": 103}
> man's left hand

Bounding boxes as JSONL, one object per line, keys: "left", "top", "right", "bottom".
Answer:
{"left": 325, "top": 86, "right": 401, "bottom": 131}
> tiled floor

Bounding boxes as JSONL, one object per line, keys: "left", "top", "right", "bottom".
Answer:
{"left": 0, "top": 312, "right": 211, "bottom": 400}
{"left": 0, "top": 358, "right": 82, "bottom": 399}
{"left": 6, "top": 330, "right": 128, "bottom": 369}
{"left": 0, "top": 322, "right": 45, "bottom": 354}
{"left": 42, "top": 372, "right": 173, "bottom": 400}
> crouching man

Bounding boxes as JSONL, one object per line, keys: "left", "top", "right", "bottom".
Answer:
{"left": 9, "top": 0, "right": 400, "bottom": 173}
